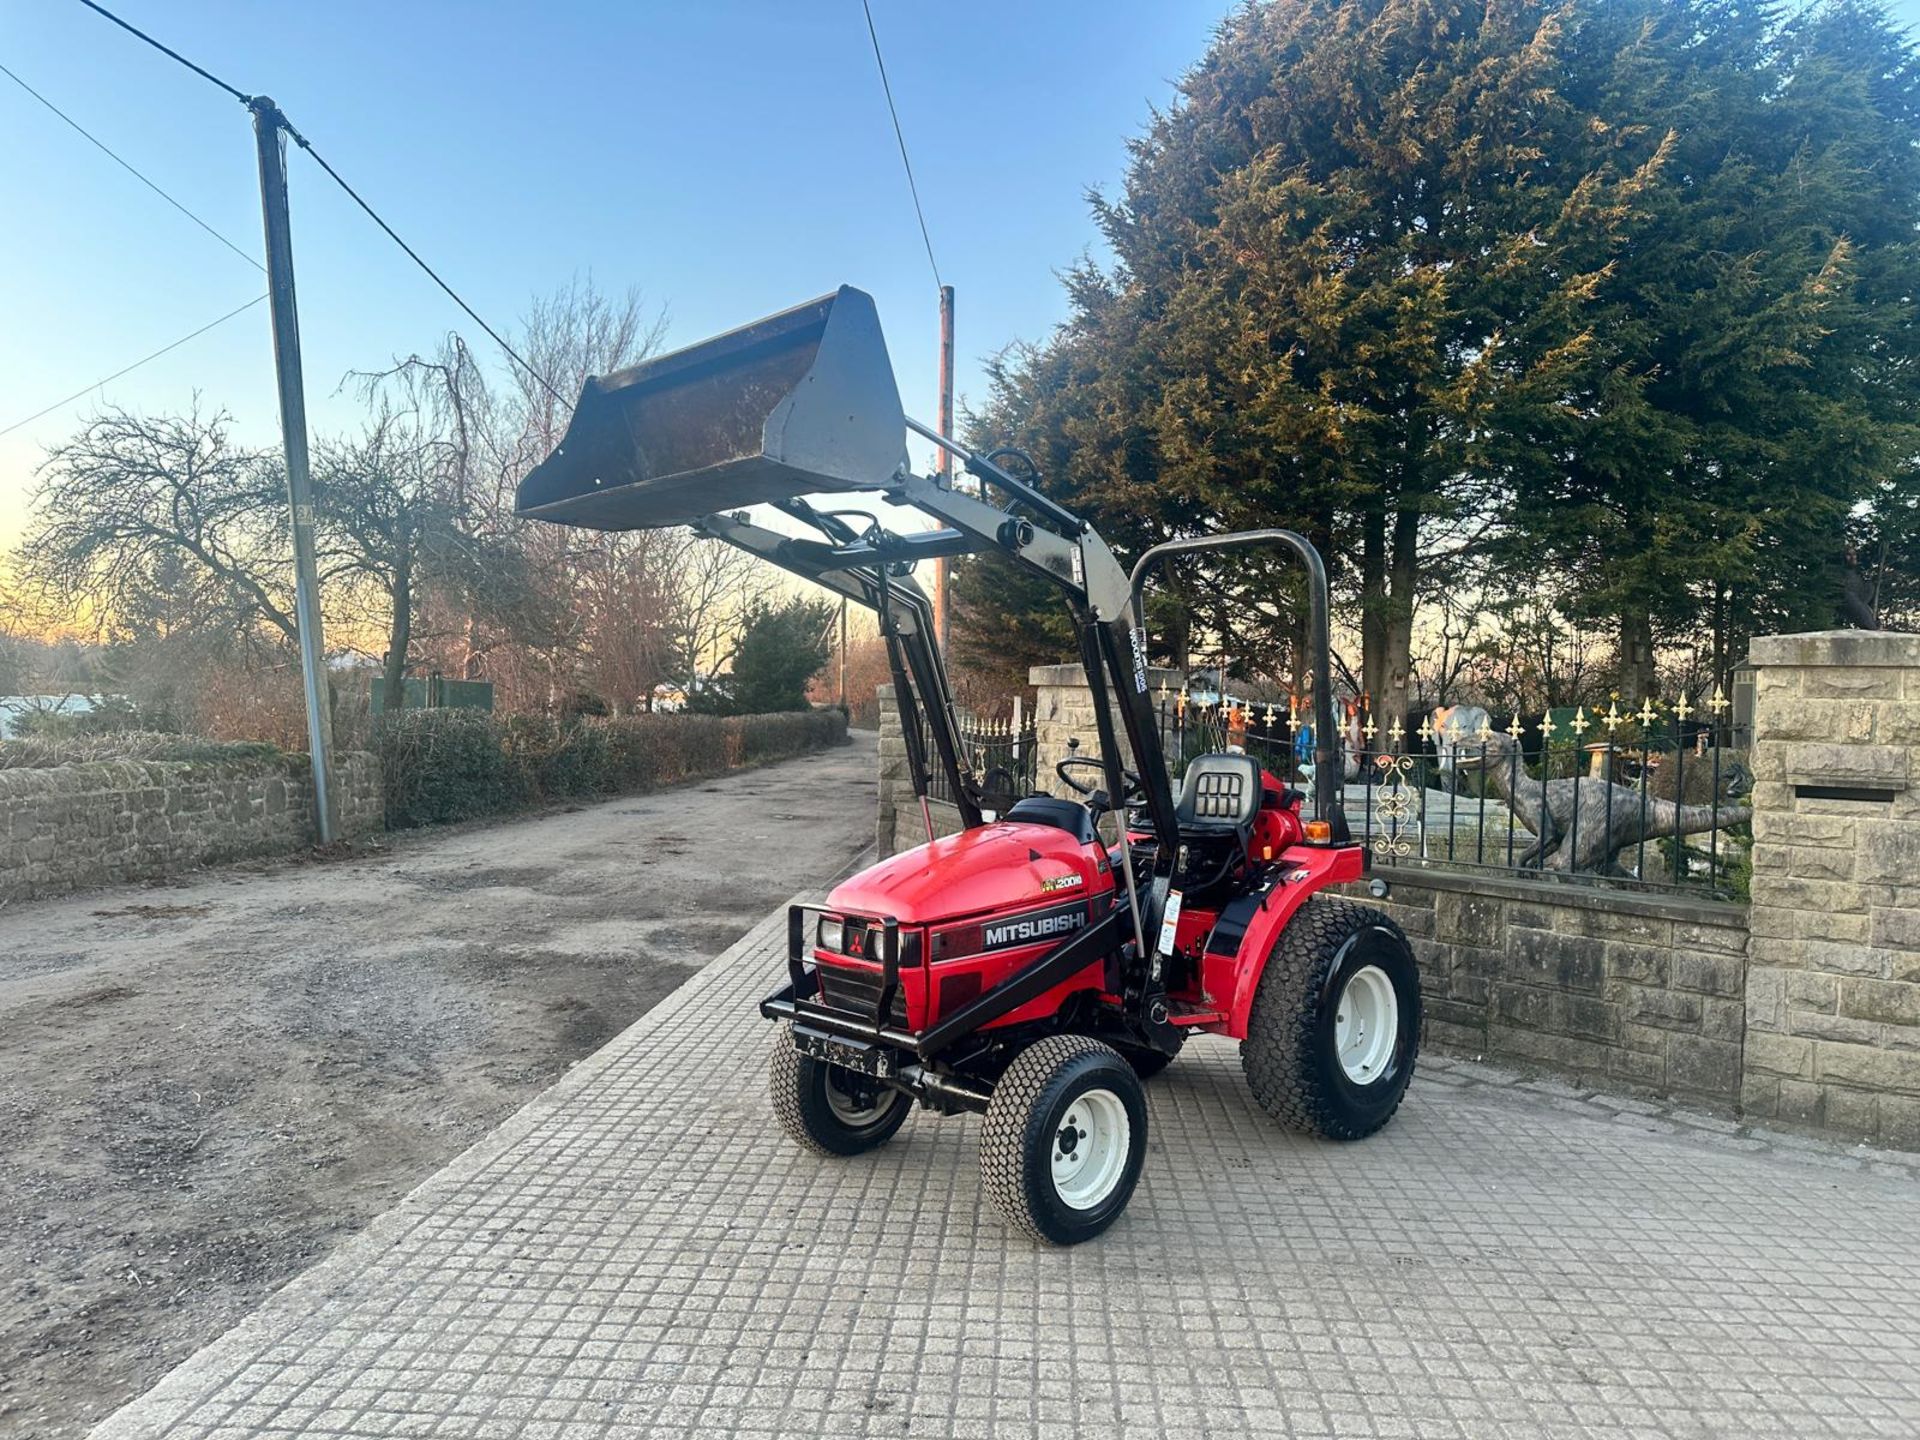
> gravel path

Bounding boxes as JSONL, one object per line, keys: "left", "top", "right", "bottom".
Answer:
{"left": 0, "top": 733, "right": 875, "bottom": 1440}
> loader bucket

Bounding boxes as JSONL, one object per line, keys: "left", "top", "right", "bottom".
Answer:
{"left": 515, "top": 286, "right": 908, "bottom": 531}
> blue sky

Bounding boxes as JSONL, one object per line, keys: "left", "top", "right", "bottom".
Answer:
{"left": 0, "top": 0, "right": 1228, "bottom": 545}
{"left": 6, "top": 1, "right": 1919, "bottom": 553}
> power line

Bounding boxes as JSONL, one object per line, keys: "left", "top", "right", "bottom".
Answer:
{"left": 70, "top": 0, "right": 564, "bottom": 405}
{"left": 0, "top": 60, "right": 261, "bottom": 272}
{"left": 280, "top": 117, "right": 567, "bottom": 407}
{"left": 71, "top": 0, "right": 253, "bottom": 106}
{"left": 860, "top": 0, "right": 942, "bottom": 290}
{"left": 0, "top": 294, "right": 267, "bottom": 440}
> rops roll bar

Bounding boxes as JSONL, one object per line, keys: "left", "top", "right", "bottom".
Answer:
{"left": 1127, "top": 530, "right": 1348, "bottom": 842}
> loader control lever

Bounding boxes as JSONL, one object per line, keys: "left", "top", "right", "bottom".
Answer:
{"left": 1056, "top": 756, "right": 1146, "bottom": 808}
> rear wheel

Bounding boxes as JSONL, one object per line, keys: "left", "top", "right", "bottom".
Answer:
{"left": 768, "top": 1028, "right": 911, "bottom": 1156}
{"left": 979, "top": 1035, "right": 1147, "bottom": 1245}
{"left": 1241, "top": 898, "right": 1420, "bottom": 1139}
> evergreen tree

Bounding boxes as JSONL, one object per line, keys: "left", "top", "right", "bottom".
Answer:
{"left": 1510, "top": 0, "right": 1920, "bottom": 692}
{"left": 966, "top": 0, "right": 1920, "bottom": 721}
{"left": 693, "top": 596, "right": 834, "bottom": 716}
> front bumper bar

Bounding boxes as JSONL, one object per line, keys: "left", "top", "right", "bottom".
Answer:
{"left": 760, "top": 902, "right": 922, "bottom": 1049}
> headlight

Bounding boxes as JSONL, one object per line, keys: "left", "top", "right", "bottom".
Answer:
{"left": 817, "top": 917, "right": 845, "bottom": 953}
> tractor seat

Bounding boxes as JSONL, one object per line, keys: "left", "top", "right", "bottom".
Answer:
{"left": 1175, "top": 753, "right": 1262, "bottom": 839}
{"left": 1003, "top": 795, "right": 1098, "bottom": 845}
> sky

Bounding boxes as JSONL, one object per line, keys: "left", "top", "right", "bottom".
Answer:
{"left": 0, "top": 0, "right": 1231, "bottom": 549}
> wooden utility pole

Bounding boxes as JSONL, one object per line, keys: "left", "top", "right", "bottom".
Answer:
{"left": 933, "top": 283, "right": 955, "bottom": 653}
{"left": 838, "top": 596, "right": 849, "bottom": 706}
{"left": 250, "top": 97, "right": 337, "bottom": 844}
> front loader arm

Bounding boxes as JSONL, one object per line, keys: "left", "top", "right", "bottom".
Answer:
{"left": 691, "top": 508, "right": 982, "bottom": 832}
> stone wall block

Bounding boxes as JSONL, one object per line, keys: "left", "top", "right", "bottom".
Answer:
{"left": 1668, "top": 1037, "right": 1742, "bottom": 1098}
{"left": 1745, "top": 1030, "right": 1814, "bottom": 1080}
{"left": 1875, "top": 907, "right": 1920, "bottom": 955}
{"left": 1782, "top": 971, "right": 1838, "bottom": 1012}
{"left": 1786, "top": 1011, "right": 1884, "bottom": 1046}
{"left": 1775, "top": 1078, "right": 1828, "bottom": 1127}
{"left": 1511, "top": 928, "right": 1605, "bottom": 994}
{"left": 1669, "top": 950, "right": 1744, "bottom": 996}
{"left": 1858, "top": 821, "right": 1920, "bottom": 887}
{"left": 1436, "top": 890, "right": 1504, "bottom": 948}
{"left": 1840, "top": 978, "right": 1920, "bottom": 1028}
{"left": 1606, "top": 942, "right": 1669, "bottom": 987}
{"left": 1624, "top": 987, "right": 1705, "bottom": 1031}
{"left": 1700, "top": 997, "right": 1747, "bottom": 1043}
{"left": 1609, "top": 1047, "right": 1667, "bottom": 1089}
{"left": 1815, "top": 1040, "right": 1920, "bottom": 1095}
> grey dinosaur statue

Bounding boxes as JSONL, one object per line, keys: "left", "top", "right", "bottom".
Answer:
{"left": 1432, "top": 705, "right": 1750, "bottom": 877}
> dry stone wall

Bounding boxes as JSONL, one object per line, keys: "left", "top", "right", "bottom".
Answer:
{"left": 0, "top": 751, "right": 381, "bottom": 904}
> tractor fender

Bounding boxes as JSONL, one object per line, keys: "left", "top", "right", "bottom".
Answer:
{"left": 1219, "top": 845, "right": 1367, "bottom": 1040}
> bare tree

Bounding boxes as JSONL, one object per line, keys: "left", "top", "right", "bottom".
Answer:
{"left": 16, "top": 405, "right": 300, "bottom": 649}
{"left": 661, "top": 532, "right": 781, "bottom": 690}
{"left": 354, "top": 279, "right": 670, "bottom": 710}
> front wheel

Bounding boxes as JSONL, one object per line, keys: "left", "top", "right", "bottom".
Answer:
{"left": 1241, "top": 898, "right": 1421, "bottom": 1139}
{"left": 979, "top": 1035, "right": 1147, "bottom": 1245}
{"left": 769, "top": 1029, "right": 911, "bottom": 1156}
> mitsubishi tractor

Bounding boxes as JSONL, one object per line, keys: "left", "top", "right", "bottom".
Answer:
{"left": 517, "top": 286, "right": 1421, "bottom": 1244}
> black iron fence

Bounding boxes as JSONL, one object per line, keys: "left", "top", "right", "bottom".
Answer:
{"left": 1152, "top": 684, "right": 1752, "bottom": 900}
{"left": 922, "top": 713, "right": 1040, "bottom": 813}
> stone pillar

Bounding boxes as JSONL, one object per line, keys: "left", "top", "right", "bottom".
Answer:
{"left": 1743, "top": 630, "right": 1920, "bottom": 1147}
{"left": 873, "top": 681, "right": 967, "bottom": 857}
{"left": 1029, "top": 663, "right": 1182, "bottom": 799}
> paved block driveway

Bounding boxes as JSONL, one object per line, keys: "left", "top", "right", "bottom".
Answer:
{"left": 98, "top": 905, "right": 1920, "bottom": 1439}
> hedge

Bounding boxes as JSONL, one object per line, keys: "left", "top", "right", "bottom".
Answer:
{"left": 377, "top": 707, "right": 849, "bottom": 829}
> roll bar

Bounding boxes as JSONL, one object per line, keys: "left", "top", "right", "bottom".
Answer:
{"left": 1128, "top": 531, "right": 1348, "bottom": 842}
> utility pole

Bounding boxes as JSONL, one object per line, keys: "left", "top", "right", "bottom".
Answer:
{"left": 933, "top": 283, "right": 955, "bottom": 653}
{"left": 838, "top": 596, "right": 849, "bottom": 708}
{"left": 250, "top": 97, "right": 337, "bottom": 844}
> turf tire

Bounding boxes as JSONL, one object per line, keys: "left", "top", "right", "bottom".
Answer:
{"left": 1240, "top": 897, "right": 1420, "bottom": 1140}
{"left": 979, "top": 1035, "right": 1147, "bottom": 1245}
{"left": 768, "top": 1028, "right": 911, "bottom": 1156}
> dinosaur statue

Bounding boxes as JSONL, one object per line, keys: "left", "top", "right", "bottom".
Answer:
{"left": 1432, "top": 705, "right": 1750, "bottom": 877}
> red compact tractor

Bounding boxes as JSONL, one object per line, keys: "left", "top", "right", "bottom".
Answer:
{"left": 518, "top": 287, "right": 1420, "bottom": 1244}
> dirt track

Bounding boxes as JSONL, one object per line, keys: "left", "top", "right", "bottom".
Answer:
{"left": 0, "top": 733, "right": 875, "bottom": 1439}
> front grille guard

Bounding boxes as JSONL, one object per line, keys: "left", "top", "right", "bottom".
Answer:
{"left": 761, "top": 899, "right": 1131, "bottom": 1061}
{"left": 761, "top": 903, "right": 921, "bottom": 1049}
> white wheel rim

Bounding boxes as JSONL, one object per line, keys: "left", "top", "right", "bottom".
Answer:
{"left": 1334, "top": 965, "right": 1399, "bottom": 1085}
{"left": 824, "top": 1071, "right": 895, "bottom": 1127}
{"left": 1050, "top": 1087, "right": 1131, "bottom": 1211}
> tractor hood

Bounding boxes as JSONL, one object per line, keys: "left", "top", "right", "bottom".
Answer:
{"left": 828, "top": 822, "right": 1110, "bottom": 927}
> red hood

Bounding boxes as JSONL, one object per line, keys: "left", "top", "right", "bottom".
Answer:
{"left": 828, "top": 821, "right": 1109, "bottom": 926}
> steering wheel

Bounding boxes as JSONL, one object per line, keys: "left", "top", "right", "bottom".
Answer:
{"left": 1055, "top": 756, "right": 1147, "bottom": 808}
